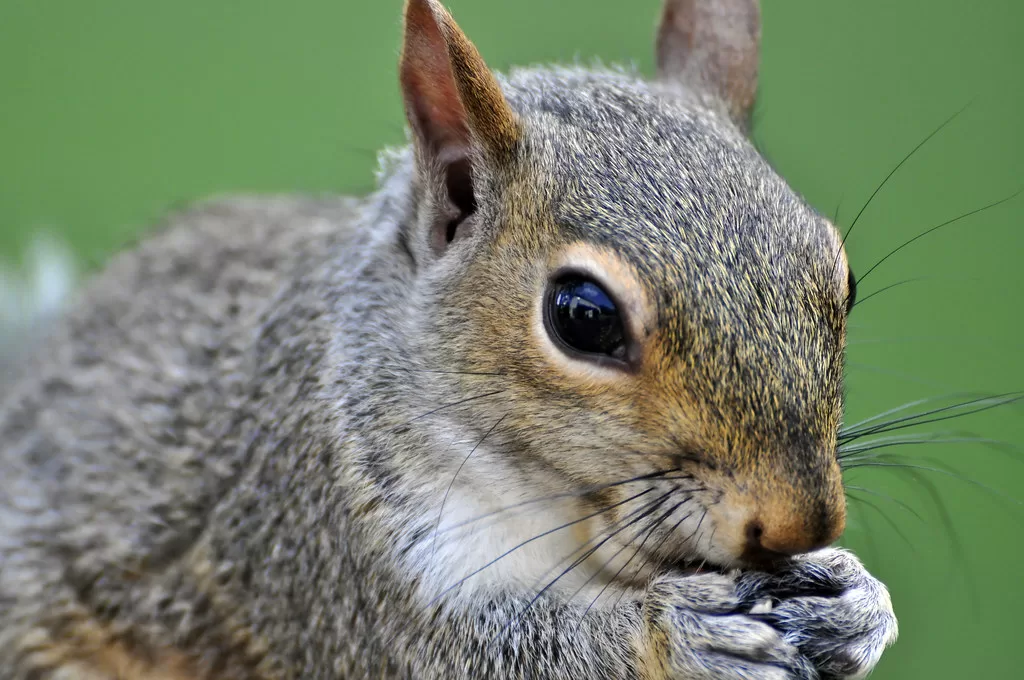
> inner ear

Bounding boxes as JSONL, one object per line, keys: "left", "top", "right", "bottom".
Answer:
{"left": 435, "top": 155, "right": 478, "bottom": 252}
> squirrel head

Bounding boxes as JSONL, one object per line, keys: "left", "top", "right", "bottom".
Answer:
{"left": 390, "top": 0, "right": 852, "bottom": 571}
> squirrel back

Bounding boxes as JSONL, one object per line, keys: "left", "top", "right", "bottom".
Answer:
{"left": 0, "top": 1, "right": 895, "bottom": 678}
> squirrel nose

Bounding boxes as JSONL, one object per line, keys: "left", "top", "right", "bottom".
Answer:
{"left": 742, "top": 520, "right": 804, "bottom": 564}
{"left": 742, "top": 512, "right": 842, "bottom": 565}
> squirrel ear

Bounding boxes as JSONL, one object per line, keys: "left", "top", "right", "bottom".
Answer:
{"left": 655, "top": 0, "right": 761, "bottom": 132}
{"left": 400, "top": 0, "right": 520, "bottom": 255}
{"left": 400, "top": 0, "right": 520, "bottom": 161}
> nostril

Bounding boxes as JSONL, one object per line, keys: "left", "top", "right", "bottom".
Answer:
{"left": 740, "top": 500, "right": 844, "bottom": 567}
{"left": 746, "top": 520, "right": 764, "bottom": 547}
{"left": 743, "top": 518, "right": 795, "bottom": 567}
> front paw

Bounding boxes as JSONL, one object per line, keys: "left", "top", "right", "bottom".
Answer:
{"left": 737, "top": 548, "right": 898, "bottom": 680}
{"left": 639, "top": 571, "right": 818, "bottom": 680}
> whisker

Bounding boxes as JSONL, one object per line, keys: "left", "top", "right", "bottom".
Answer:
{"left": 685, "top": 507, "right": 710, "bottom": 548}
{"left": 843, "top": 483, "right": 924, "bottom": 522}
{"left": 530, "top": 491, "right": 708, "bottom": 602}
{"left": 845, "top": 491, "right": 918, "bottom": 554}
{"left": 850, "top": 274, "right": 980, "bottom": 313}
{"left": 491, "top": 492, "right": 674, "bottom": 644}
{"left": 845, "top": 496, "right": 880, "bottom": 563}
{"left": 429, "top": 486, "right": 658, "bottom": 605}
{"left": 610, "top": 503, "right": 707, "bottom": 615}
{"left": 830, "top": 103, "right": 969, "bottom": 275}
{"left": 565, "top": 500, "right": 683, "bottom": 608}
{"left": 572, "top": 501, "right": 691, "bottom": 635}
{"left": 839, "top": 434, "right": 1016, "bottom": 459}
{"left": 845, "top": 395, "right": 1024, "bottom": 441}
{"left": 841, "top": 460, "right": 1019, "bottom": 504}
{"left": 433, "top": 469, "right": 686, "bottom": 537}
{"left": 856, "top": 186, "right": 1024, "bottom": 285}
{"left": 850, "top": 277, "right": 925, "bottom": 310}
{"left": 431, "top": 414, "right": 508, "bottom": 564}
{"left": 832, "top": 194, "right": 845, "bottom": 225}
{"left": 376, "top": 365, "right": 507, "bottom": 377}
{"left": 395, "top": 389, "right": 506, "bottom": 428}
{"left": 902, "top": 467, "right": 981, "bottom": 615}
{"left": 524, "top": 488, "right": 690, "bottom": 594}
{"left": 841, "top": 393, "right": 983, "bottom": 434}
{"left": 839, "top": 392, "right": 1024, "bottom": 442}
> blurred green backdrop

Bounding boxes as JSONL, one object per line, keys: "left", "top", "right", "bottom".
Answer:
{"left": 1, "top": 0, "right": 1022, "bottom": 676}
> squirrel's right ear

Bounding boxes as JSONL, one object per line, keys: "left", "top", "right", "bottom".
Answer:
{"left": 400, "top": 0, "right": 521, "bottom": 256}
{"left": 655, "top": 0, "right": 761, "bottom": 132}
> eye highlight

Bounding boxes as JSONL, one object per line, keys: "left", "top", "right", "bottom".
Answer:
{"left": 545, "top": 275, "right": 627, "bottom": 361}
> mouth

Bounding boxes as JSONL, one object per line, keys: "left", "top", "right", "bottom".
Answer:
{"left": 668, "top": 556, "right": 728, "bottom": 576}
{"left": 668, "top": 549, "right": 798, "bottom": 577}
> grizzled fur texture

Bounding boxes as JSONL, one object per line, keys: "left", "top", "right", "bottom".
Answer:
{"left": 0, "top": 0, "right": 896, "bottom": 678}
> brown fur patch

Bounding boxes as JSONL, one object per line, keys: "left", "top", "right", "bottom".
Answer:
{"left": 16, "top": 617, "right": 200, "bottom": 680}
{"left": 82, "top": 641, "right": 198, "bottom": 680}
{"left": 633, "top": 624, "right": 671, "bottom": 680}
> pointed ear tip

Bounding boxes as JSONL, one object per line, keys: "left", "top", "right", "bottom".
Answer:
{"left": 403, "top": 0, "right": 448, "bottom": 25}
{"left": 403, "top": 0, "right": 431, "bottom": 14}
{"left": 402, "top": 0, "right": 434, "bottom": 33}
{"left": 403, "top": 0, "right": 464, "bottom": 53}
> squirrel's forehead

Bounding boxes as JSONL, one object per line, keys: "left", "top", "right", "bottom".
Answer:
{"left": 505, "top": 74, "right": 844, "bottom": 295}
{"left": 523, "top": 108, "right": 791, "bottom": 233}
{"left": 538, "top": 137, "right": 835, "bottom": 271}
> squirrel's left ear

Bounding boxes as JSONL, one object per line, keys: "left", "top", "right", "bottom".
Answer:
{"left": 655, "top": 0, "right": 761, "bottom": 132}
{"left": 400, "top": 0, "right": 521, "bottom": 256}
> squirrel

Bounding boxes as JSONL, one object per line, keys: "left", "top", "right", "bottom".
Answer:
{"left": 0, "top": 0, "right": 899, "bottom": 678}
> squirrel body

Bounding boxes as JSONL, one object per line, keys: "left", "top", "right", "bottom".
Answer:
{"left": 0, "top": 1, "right": 897, "bottom": 678}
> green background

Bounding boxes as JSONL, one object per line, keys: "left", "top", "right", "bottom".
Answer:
{"left": 2, "top": 0, "right": 1022, "bottom": 676}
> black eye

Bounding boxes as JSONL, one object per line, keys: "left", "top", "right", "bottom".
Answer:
{"left": 846, "top": 268, "right": 857, "bottom": 313}
{"left": 546, "top": 275, "right": 627, "bottom": 360}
